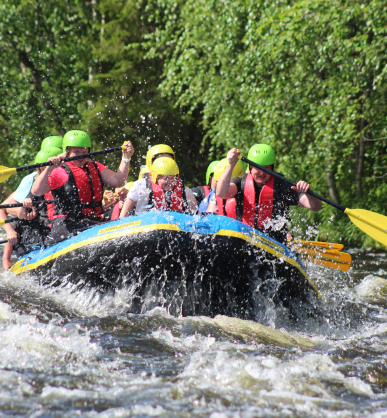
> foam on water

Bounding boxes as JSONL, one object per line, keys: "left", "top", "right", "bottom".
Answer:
{"left": 1, "top": 251, "right": 387, "bottom": 417}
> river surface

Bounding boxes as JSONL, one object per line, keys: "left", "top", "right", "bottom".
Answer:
{"left": 1, "top": 242, "right": 387, "bottom": 417}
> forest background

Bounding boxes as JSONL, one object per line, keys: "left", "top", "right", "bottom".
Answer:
{"left": 1, "top": 0, "right": 387, "bottom": 247}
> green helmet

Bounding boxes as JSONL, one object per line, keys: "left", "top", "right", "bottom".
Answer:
{"left": 41, "top": 136, "right": 63, "bottom": 150}
{"left": 247, "top": 144, "right": 275, "bottom": 166}
{"left": 206, "top": 160, "right": 220, "bottom": 186}
{"left": 62, "top": 130, "right": 91, "bottom": 153}
{"left": 34, "top": 147, "right": 63, "bottom": 164}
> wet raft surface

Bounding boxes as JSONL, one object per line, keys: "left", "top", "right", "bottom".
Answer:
{"left": 14, "top": 212, "right": 319, "bottom": 320}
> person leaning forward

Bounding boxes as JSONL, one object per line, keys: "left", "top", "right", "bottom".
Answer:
{"left": 0, "top": 146, "right": 64, "bottom": 269}
{"left": 31, "top": 130, "right": 134, "bottom": 242}
{"left": 216, "top": 145, "right": 321, "bottom": 244}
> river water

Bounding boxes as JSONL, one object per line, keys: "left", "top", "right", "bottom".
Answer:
{"left": 1, "top": 243, "right": 387, "bottom": 417}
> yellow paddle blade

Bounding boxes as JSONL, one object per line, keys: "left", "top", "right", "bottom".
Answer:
{"left": 0, "top": 166, "right": 17, "bottom": 183}
{"left": 297, "top": 253, "right": 351, "bottom": 272}
{"left": 296, "top": 247, "right": 352, "bottom": 272}
{"left": 293, "top": 240, "right": 344, "bottom": 251}
{"left": 345, "top": 208, "right": 387, "bottom": 247}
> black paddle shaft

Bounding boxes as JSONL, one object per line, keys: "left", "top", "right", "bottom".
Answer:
{"left": 0, "top": 200, "right": 54, "bottom": 209}
{"left": 0, "top": 216, "right": 19, "bottom": 225}
{"left": 15, "top": 147, "right": 123, "bottom": 173}
{"left": 241, "top": 157, "right": 346, "bottom": 212}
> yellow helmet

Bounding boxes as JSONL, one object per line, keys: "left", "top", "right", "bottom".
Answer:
{"left": 146, "top": 144, "right": 175, "bottom": 170}
{"left": 150, "top": 157, "right": 179, "bottom": 184}
{"left": 138, "top": 165, "right": 150, "bottom": 180}
{"left": 213, "top": 158, "right": 244, "bottom": 182}
{"left": 124, "top": 181, "right": 134, "bottom": 191}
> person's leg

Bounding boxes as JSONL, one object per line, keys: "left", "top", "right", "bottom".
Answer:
{"left": 2, "top": 242, "right": 13, "bottom": 270}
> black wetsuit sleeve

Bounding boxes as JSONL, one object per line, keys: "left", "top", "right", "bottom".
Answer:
{"left": 191, "top": 186, "right": 205, "bottom": 206}
{"left": 231, "top": 177, "right": 242, "bottom": 193}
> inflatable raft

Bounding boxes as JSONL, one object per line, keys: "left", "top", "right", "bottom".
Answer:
{"left": 10, "top": 211, "right": 320, "bottom": 320}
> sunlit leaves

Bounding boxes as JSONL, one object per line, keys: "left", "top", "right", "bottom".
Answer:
{"left": 145, "top": 0, "right": 387, "bottom": 244}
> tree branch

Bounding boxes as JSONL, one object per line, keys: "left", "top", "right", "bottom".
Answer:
{"left": 363, "top": 135, "right": 387, "bottom": 142}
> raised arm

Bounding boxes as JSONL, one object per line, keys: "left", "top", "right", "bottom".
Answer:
{"left": 101, "top": 141, "right": 135, "bottom": 188}
{"left": 216, "top": 148, "right": 239, "bottom": 199}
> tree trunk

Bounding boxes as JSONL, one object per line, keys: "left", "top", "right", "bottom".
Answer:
{"left": 355, "top": 116, "right": 365, "bottom": 199}
{"left": 325, "top": 169, "right": 341, "bottom": 204}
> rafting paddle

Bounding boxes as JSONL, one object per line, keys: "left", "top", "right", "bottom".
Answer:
{"left": 294, "top": 240, "right": 344, "bottom": 251}
{"left": 0, "top": 146, "right": 125, "bottom": 184}
{"left": 296, "top": 251, "right": 351, "bottom": 272}
{"left": 241, "top": 156, "right": 387, "bottom": 247}
{"left": 293, "top": 246, "right": 352, "bottom": 272}
{"left": 0, "top": 217, "right": 19, "bottom": 226}
{"left": 0, "top": 200, "right": 54, "bottom": 209}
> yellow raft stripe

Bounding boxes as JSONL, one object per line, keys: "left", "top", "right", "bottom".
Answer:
{"left": 98, "top": 220, "right": 142, "bottom": 235}
{"left": 11, "top": 224, "right": 181, "bottom": 274}
{"left": 11, "top": 223, "right": 320, "bottom": 297}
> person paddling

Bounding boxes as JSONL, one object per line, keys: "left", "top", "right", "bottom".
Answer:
{"left": 120, "top": 157, "right": 197, "bottom": 217}
{"left": 216, "top": 144, "right": 321, "bottom": 243}
{"left": 0, "top": 146, "right": 64, "bottom": 269}
{"left": 31, "top": 130, "right": 134, "bottom": 242}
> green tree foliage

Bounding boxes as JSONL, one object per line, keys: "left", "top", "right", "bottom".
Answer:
{"left": 2, "top": 0, "right": 387, "bottom": 246}
{"left": 0, "top": 0, "right": 205, "bottom": 201}
{"left": 0, "top": 0, "right": 95, "bottom": 195}
{"left": 146, "top": 0, "right": 387, "bottom": 245}
{"left": 79, "top": 0, "right": 205, "bottom": 183}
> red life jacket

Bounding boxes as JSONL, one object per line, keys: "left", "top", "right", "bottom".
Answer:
{"left": 45, "top": 191, "right": 55, "bottom": 221}
{"left": 51, "top": 161, "right": 104, "bottom": 220}
{"left": 152, "top": 178, "right": 185, "bottom": 211}
{"left": 219, "top": 173, "right": 275, "bottom": 229}
{"left": 216, "top": 195, "right": 237, "bottom": 219}
{"left": 110, "top": 202, "right": 121, "bottom": 221}
{"left": 203, "top": 185, "right": 210, "bottom": 197}
{"left": 242, "top": 173, "right": 274, "bottom": 229}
